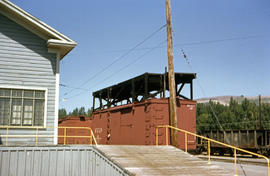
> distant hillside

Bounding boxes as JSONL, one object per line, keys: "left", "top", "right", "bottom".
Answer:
{"left": 196, "top": 95, "right": 270, "bottom": 105}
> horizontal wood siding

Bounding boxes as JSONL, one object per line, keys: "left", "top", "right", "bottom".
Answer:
{"left": 0, "top": 13, "right": 56, "bottom": 145}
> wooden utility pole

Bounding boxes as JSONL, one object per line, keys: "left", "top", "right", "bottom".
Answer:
{"left": 166, "top": 0, "right": 178, "bottom": 147}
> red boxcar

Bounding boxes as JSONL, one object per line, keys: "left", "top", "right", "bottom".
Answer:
{"left": 91, "top": 98, "right": 196, "bottom": 150}
{"left": 58, "top": 116, "right": 92, "bottom": 144}
{"left": 63, "top": 72, "right": 197, "bottom": 149}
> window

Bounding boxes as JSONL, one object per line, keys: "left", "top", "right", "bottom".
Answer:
{"left": 0, "top": 88, "right": 46, "bottom": 126}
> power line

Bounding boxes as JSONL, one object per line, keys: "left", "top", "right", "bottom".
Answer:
{"left": 61, "top": 24, "right": 166, "bottom": 98}
{"left": 60, "top": 84, "right": 91, "bottom": 92}
{"left": 64, "top": 39, "right": 167, "bottom": 100}
{"left": 180, "top": 48, "right": 247, "bottom": 176}
{"left": 180, "top": 49, "right": 226, "bottom": 131}
{"left": 60, "top": 33, "right": 264, "bottom": 98}
{"left": 175, "top": 34, "right": 265, "bottom": 47}
{"left": 88, "top": 34, "right": 266, "bottom": 53}
{"left": 94, "top": 39, "right": 167, "bottom": 88}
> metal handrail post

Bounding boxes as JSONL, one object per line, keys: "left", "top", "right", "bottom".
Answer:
{"left": 36, "top": 128, "right": 39, "bottom": 145}
{"left": 166, "top": 126, "right": 168, "bottom": 146}
{"left": 89, "top": 128, "right": 93, "bottom": 145}
{"left": 156, "top": 127, "right": 159, "bottom": 146}
{"left": 91, "top": 129, "right": 98, "bottom": 145}
{"left": 208, "top": 140, "right": 211, "bottom": 164}
{"left": 90, "top": 128, "right": 92, "bottom": 145}
{"left": 234, "top": 148, "right": 237, "bottom": 176}
{"left": 6, "top": 127, "right": 8, "bottom": 145}
{"left": 64, "top": 127, "right": 67, "bottom": 145}
{"left": 185, "top": 132, "right": 187, "bottom": 153}
{"left": 267, "top": 159, "right": 270, "bottom": 176}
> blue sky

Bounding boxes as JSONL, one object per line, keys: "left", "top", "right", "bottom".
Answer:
{"left": 11, "top": 0, "right": 270, "bottom": 112}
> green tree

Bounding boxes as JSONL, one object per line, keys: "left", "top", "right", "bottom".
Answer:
{"left": 58, "top": 108, "right": 67, "bottom": 119}
{"left": 196, "top": 97, "right": 270, "bottom": 131}
{"left": 78, "top": 107, "right": 86, "bottom": 116}
{"left": 71, "top": 107, "right": 79, "bottom": 116}
{"left": 87, "top": 108, "right": 92, "bottom": 117}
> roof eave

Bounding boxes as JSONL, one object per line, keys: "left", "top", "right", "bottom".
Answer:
{"left": 47, "top": 39, "right": 77, "bottom": 59}
{"left": 0, "top": 0, "right": 77, "bottom": 59}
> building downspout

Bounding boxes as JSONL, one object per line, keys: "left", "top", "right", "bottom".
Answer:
{"left": 54, "top": 52, "right": 60, "bottom": 144}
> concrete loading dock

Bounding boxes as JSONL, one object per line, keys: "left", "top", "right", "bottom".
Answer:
{"left": 97, "top": 145, "right": 232, "bottom": 176}
{"left": 0, "top": 145, "right": 233, "bottom": 176}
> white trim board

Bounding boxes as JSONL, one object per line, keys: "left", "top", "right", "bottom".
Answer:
{"left": 53, "top": 52, "right": 60, "bottom": 144}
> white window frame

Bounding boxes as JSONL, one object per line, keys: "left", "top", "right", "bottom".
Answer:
{"left": 0, "top": 85, "right": 48, "bottom": 128}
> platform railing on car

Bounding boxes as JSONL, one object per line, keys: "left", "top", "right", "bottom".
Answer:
{"left": 156, "top": 125, "right": 270, "bottom": 176}
{"left": 0, "top": 126, "right": 97, "bottom": 146}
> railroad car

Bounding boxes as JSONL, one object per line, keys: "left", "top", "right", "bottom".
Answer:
{"left": 91, "top": 72, "right": 197, "bottom": 150}
{"left": 196, "top": 130, "right": 270, "bottom": 156}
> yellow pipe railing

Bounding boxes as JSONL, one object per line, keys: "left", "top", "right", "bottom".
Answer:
{"left": 0, "top": 126, "right": 97, "bottom": 146}
{"left": 63, "top": 127, "right": 67, "bottom": 145}
{"left": 156, "top": 125, "right": 270, "bottom": 176}
{"left": 208, "top": 140, "right": 211, "bottom": 164}
{"left": 185, "top": 132, "right": 187, "bottom": 153}
{"left": 234, "top": 148, "right": 237, "bottom": 176}
{"left": 36, "top": 127, "right": 39, "bottom": 145}
{"left": 6, "top": 127, "right": 9, "bottom": 145}
{"left": 166, "top": 126, "right": 169, "bottom": 146}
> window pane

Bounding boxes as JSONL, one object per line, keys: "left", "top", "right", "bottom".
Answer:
{"left": 35, "top": 91, "right": 45, "bottom": 98}
{"left": 0, "top": 98, "right": 10, "bottom": 125}
{"left": 0, "top": 89, "right": 11, "bottom": 97}
{"left": 24, "top": 90, "right": 34, "bottom": 98}
{"left": 12, "top": 90, "right": 22, "bottom": 97}
{"left": 23, "top": 99, "right": 33, "bottom": 125}
{"left": 11, "top": 99, "right": 22, "bottom": 125}
{"left": 1, "top": 88, "right": 46, "bottom": 127}
{"left": 34, "top": 100, "right": 44, "bottom": 126}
